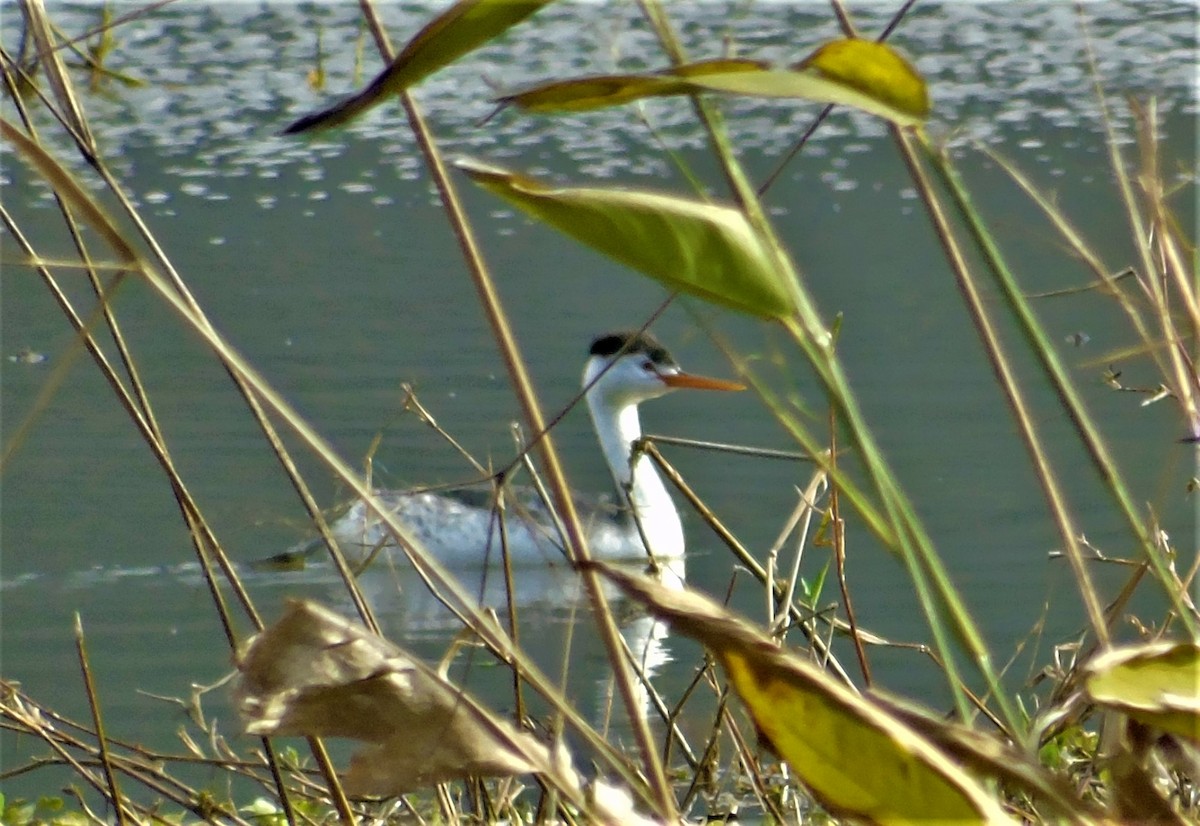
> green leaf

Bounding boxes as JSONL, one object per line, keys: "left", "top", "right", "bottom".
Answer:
{"left": 456, "top": 158, "right": 795, "bottom": 319}
{"left": 589, "top": 563, "right": 1013, "bottom": 824}
{"left": 36, "top": 796, "right": 64, "bottom": 812}
{"left": 496, "top": 42, "right": 928, "bottom": 125}
{"left": 801, "top": 557, "right": 831, "bottom": 604}
{"left": 1084, "top": 641, "right": 1200, "bottom": 744}
{"left": 242, "top": 797, "right": 285, "bottom": 825}
{"left": 285, "top": 0, "right": 552, "bottom": 134}
{"left": 4, "top": 798, "right": 35, "bottom": 826}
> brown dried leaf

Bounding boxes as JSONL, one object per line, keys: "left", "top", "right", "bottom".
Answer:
{"left": 234, "top": 600, "right": 571, "bottom": 796}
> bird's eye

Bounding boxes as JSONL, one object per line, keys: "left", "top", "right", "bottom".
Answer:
{"left": 640, "top": 359, "right": 656, "bottom": 372}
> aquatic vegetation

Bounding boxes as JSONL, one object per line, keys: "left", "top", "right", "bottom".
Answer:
{"left": 2, "top": 0, "right": 1196, "bottom": 823}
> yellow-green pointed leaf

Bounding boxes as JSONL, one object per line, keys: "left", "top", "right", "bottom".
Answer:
{"left": 671, "top": 57, "right": 770, "bottom": 78}
{"left": 497, "top": 75, "right": 687, "bottom": 113}
{"left": 496, "top": 59, "right": 767, "bottom": 114}
{"left": 1084, "top": 641, "right": 1200, "bottom": 744}
{"left": 455, "top": 158, "right": 795, "bottom": 319}
{"left": 687, "top": 67, "right": 926, "bottom": 126}
{"left": 687, "top": 39, "right": 927, "bottom": 125}
{"left": 872, "top": 693, "right": 1104, "bottom": 821}
{"left": 496, "top": 42, "right": 926, "bottom": 125}
{"left": 589, "top": 563, "right": 1013, "bottom": 824}
{"left": 286, "top": 0, "right": 552, "bottom": 134}
{"left": 795, "top": 38, "right": 930, "bottom": 122}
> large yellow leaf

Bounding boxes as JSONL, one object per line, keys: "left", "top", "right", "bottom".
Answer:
{"left": 590, "top": 563, "right": 1012, "bottom": 824}
{"left": 1084, "top": 641, "right": 1200, "bottom": 744}
{"left": 874, "top": 693, "right": 1106, "bottom": 822}
{"left": 285, "top": 0, "right": 552, "bottom": 134}
{"left": 455, "top": 158, "right": 795, "bottom": 319}
{"left": 496, "top": 41, "right": 928, "bottom": 125}
{"left": 793, "top": 38, "right": 930, "bottom": 123}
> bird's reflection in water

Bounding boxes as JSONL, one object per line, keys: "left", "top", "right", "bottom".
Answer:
{"left": 328, "top": 554, "right": 686, "bottom": 725}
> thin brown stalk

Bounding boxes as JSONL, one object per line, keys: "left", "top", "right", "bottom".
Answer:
{"left": 758, "top": 0, "right": 919, "bottom": 196}
{"left": 0, "top": 206, "right": 244, "bottom": 644}
{"left": 92, "top": 141, "right": 383, "bottom": 638}
{"left": 8, "top": 15, "right": 381, "bottom": 639}
{"left": 641, "top": 441, "right": 857, "bottom": 688}
{"left": 830, "top": 420, "right": 871, "bottom": 686}
{"left": 73, "top": 614, "right": 130, "bottom": 826}
{"left": 495, "top": 480, "right": 528, "bottom": 726}
{"left": 435, "top": 781, "right": 458, "bottom": 823}
{"left": 4, "top": 19, "right": 343, "bottom": 820}
{"left": 616, "top": 619, "right": 700, "bottom": 770}
{"left": 2, "top": 691, "right": 250, "bottom": 824}
{"left": 984, "top": 147, "right": 1163, "bottom": 360}
{"left": 1131, "top": 101, "right": 1200, "bottom": 429}
{"left": 305, "top": 737, "right": 356, "bottom": 826}
{"left": 11, "top": 173, "right": 624, "bottom": 809}
{"left": 15, "top": 0, "right": 181, "bottom": 68}
{"left": 676, "top": 663, "right": 729, "bottom": 813}
{"left": 775, "top": 469, "right": 829, "bottom": 638}
{"left": 720, "top": 704, "right": 789, "bottom": 824}
{"left": 401, "top": 383, "right": 490, "bottom": 476}
{"left": 664, "top": 662, "right": 713, "bottom": 771}
{"left": 350, "top": 0, "right": 674, "bottom": 812}
{"left": 901, "top": 133, "right": 1111, "bottom": 647}
{"left": 925, "top": 130, "right": 1199, "bottom": 636}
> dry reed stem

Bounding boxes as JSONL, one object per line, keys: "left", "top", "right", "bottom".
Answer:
{"left": 642, "top": 441, "right": 857, "bottom": 688}
{"left": 719, "top": 703, "right": 789, "bottom": 823}
{"left": 73, "top": 614, "right": 130, "bottom": 826}
{"left": 1, "top": 682, "right": 255, "bottom": 825}
{"left": 346, "top": 0, "right": 667, "bottom": 811}
{"left": 3, "top": 32, "right": 310, "bottom": 823}
{"left": 774, "top": 467, "right": 830, "bottom": 639}
{"left": 829, "top": 418, "right": 872, "bottom": 686}
{"left": 350, "top": 0, "right": 675, "bottom": 812}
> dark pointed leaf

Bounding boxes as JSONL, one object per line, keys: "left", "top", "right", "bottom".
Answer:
{"left": 286, "top": 0, "right": 552, "bottom": 134}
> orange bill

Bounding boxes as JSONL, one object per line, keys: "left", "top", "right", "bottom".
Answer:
{"left": 660, "top": 372, "right": 746, "bottom": 391}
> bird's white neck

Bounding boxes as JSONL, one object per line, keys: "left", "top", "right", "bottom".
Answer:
{"left": 587, "top": 396, "right": 685, "bottom": 559}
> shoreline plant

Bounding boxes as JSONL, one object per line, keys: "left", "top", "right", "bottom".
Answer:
{"left": 2, "top": 1, "right": 1195, "bottom": 823}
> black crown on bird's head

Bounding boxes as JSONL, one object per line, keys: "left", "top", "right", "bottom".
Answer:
{"left": 589, "top": 331, "right": 674, "bottom": 368}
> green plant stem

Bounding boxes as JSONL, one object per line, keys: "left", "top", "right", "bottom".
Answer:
{"left": 925, "top": 140, "right": 1198, "bottom": 637}
{"left": 639, "top": 0, "right": 1023, "bottom": 735}
{"left": 897, "top": 131, "right": 1110, "bottom": 646}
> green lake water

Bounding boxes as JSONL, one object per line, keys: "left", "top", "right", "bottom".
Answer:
{"left": 1, "top": 0, "right": 1196, "bottom": 808}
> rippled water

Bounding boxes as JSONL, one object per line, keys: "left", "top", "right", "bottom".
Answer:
{"left": 8, "top": 2, "right": 1196, "bottom": 203}
{"left": 2, "top": 0, "right": 1196, "bottom": 807}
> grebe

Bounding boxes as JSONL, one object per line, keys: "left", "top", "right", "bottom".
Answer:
{"left": 302, "top": 331, "right": 743, "bottom": 567}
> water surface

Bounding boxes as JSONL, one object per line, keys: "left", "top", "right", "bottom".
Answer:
{"left": 1, "top": 0, "right": 1195, "bottom": 804}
